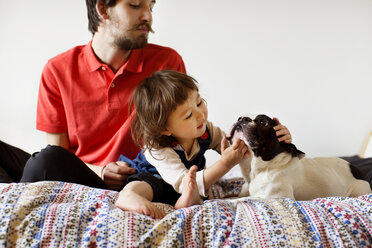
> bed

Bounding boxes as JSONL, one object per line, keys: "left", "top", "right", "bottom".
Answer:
{"left": 0, "top": 175, "right": 371, "bottom": 247}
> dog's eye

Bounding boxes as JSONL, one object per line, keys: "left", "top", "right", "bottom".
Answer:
{"left": 261, "top": 120, "right": 268, "bottom": 126}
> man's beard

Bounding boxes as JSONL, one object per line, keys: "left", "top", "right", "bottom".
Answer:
{"left": 114, "top": 33, "right": 149, "bottom": 50}
{"left": 113, "top": 23, "right": 155, "bottom": 50}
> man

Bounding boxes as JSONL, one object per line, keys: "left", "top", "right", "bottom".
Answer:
{"left": 1, "top": 0, "right": 186, "bottom": 191}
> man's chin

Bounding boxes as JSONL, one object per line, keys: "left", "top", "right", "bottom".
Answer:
{"left": 134, "top": 38, "right": 148, "bottom": 49}
{"left": 116, "top": 37, "right": 148, "bottom": 50}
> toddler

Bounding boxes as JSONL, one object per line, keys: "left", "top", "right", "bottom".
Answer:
{"left": 115, "top": 70, "right": 291, "bottom": 218}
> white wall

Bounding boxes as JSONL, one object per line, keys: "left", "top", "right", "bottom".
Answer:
{"left": 1, "top": 0, "right": 372, "bottom": 159}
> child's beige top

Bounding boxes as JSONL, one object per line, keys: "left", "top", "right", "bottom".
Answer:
{"left": 143, "top": 121, "right": 225, "bottom": 197}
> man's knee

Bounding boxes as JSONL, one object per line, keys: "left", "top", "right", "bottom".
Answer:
{"left": 21, "top": 145, "right": 72, "bottom": 182}
{"left": 20, "top": 145, "right": 107, "bottom": 189}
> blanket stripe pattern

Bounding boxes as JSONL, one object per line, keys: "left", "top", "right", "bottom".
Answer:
{"left": 0, "top": 180, "right": 371, "bottom": 247}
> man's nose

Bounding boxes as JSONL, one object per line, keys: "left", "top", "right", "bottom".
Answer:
{"left": 140, "top": 5, "right": 152, "bottom": 23}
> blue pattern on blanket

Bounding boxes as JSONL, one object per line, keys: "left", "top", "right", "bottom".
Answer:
{"left": 0, "top": 180, "right": 371, "bottom": 247}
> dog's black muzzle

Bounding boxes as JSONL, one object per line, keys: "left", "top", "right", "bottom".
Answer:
{"left": 227, "top": 116, "right": 254, "bottom": 142}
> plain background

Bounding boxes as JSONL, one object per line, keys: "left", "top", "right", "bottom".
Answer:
{"left": 1, "top": 0, "right": 372, "bottom": 163}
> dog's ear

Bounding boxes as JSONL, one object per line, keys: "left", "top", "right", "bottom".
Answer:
{"left": 280, "top": 143, "right": 305, "bottom": 159}
{"left": 257, "top": 139, "right": 283, "bottom": 161}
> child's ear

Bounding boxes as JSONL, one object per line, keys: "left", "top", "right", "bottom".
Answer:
{"left": 161, "top": 130, "right": 172, "bottom": 136}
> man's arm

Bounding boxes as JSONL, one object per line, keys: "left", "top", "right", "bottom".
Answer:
{"left": 46, "top": 132, "right": 69, "bottom": 149}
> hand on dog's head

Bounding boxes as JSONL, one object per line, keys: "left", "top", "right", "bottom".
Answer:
{"left": 228, "top": 114, "right": 304, "bottom": 161}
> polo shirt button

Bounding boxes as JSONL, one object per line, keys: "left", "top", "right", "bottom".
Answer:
{"left": 111, "top": 83, "right": 116, "bottom": 88}
{"left": 101, "top": 66, "right": 106, "bottom": 71}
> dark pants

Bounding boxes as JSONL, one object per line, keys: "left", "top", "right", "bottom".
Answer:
{"left": 0, "top": 140, "right": 106, "bottom": 189}
{"left": 128, "top": 172, "right": 181, "bottom": 206}
{"left": 0, "top": 140, "right": 30, "bottom": 183}
{"left": 342, "top": 155, "right": 372, "bottom": 189}
{"left": 22, "top": 145, "right": 180, "bottom": 203}
{"left": 20, "top": 145, "right": 107, "bottom": 189}
{"left": 0, "top": 141, "right": 178, "bottom": 203}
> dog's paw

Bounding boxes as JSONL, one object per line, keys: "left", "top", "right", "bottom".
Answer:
{"left": 238, "top": 182, "right": 250, "bottom": 197}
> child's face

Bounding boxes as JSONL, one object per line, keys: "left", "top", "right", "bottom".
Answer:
{"left": 162, "top": 90, "right": 208, "bottom": 144}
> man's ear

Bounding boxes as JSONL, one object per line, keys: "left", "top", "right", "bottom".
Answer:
{"left": 96, "top": 0, "right": 110, "bottom": 20}
{"left": 161, "top": 130, "right": 172, "bottom": 136}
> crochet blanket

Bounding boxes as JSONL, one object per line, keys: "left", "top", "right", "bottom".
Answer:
{"left": 0, "top": 180, "right": 371, "bottom": 247}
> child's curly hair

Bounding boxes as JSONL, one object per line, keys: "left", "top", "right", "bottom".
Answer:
{"left": 130, "top": 70, "right": 199, "bottom": 151}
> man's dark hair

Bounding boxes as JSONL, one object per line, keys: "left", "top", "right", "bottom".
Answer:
{"left": 86, "top": 0, "right": 117, "bottom": 34}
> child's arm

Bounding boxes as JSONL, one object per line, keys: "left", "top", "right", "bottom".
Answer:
{"left": 144, "top": 135, "right": 250, "bottom": 197}
{"left": 144, "top": 148, "right": 207, "bottom": 196}
{"left": 203, "top": 136, "right": 250, "bottom": 191}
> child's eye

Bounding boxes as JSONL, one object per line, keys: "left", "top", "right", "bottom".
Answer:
{"left": 185, "top": 113, "right": 192, "bottom": 120}
{"left": 197, "top": 100, "right": 203, "bottom": 107}
{"left": 129, "top": 4, "right": 140, "bottom": 9}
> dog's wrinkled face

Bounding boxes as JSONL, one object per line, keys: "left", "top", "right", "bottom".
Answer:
{"left": 229, "top": 114, "right": 304, "bottom": 161}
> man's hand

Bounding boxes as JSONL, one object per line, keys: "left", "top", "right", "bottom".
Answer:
{"left": 102, "top": 161, "right": 137, "bottom": 191}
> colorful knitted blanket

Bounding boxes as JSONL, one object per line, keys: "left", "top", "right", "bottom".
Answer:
{"left": 0, "top": 180, "right": 371, "bottom": 247}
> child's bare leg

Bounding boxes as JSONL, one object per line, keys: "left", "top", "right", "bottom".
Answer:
{"left": 175, "top": 165, "right": 202, "bottom": 209}
{"left": 115, "top": 181, "right": 165, "bottom": 219}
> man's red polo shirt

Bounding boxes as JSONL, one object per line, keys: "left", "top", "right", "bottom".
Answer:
{"left": 37, "top": 41, "right": 186, "bottom": 166}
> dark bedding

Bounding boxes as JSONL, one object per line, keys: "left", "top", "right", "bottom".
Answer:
{"left": 341, "top": 156, "right": 372, "bottom": 188}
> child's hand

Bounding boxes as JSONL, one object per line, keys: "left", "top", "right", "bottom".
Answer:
{"left": 273, "top": 117, "right": 292, "bottom": 144}
{"left": 220, "top": 136, "right": 251, "bottom": 168}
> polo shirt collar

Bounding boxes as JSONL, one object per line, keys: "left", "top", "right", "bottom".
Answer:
{"left": 84, "top": 40, "right": 144, "bottom": 73}
{"left": 123, "top": 48, "right": 143, "bottom": 73}
{"left": 84, "top": 40, "right": 103, "bottom": 72}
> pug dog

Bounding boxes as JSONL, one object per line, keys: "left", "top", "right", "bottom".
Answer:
{"left": 228, "top": 114, "right": 371, "bottom": 200}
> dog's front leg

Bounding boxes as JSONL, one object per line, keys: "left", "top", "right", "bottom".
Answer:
{"left": 239, "top": 157, "right": 252, "bottom": 184}
{"left": 238, "top": 157, "right": 252, "bottom": 197}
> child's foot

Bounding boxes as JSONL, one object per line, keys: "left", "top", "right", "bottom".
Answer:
{"left": 174, "top": 165, "right": 201, "bottom": 209}
{"left": 115, "top": 189, "right": 165, "bottom": 219}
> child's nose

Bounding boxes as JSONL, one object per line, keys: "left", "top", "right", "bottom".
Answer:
{"left": 196, "top": 110, "right": 205, "bottom": 121}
